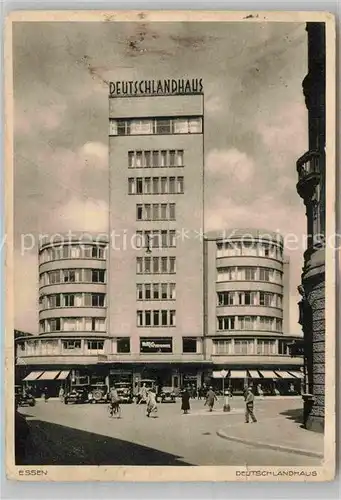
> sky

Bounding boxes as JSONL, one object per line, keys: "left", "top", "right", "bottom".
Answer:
{"left": 13, "top": 20, "right": 308, "bottom": 334}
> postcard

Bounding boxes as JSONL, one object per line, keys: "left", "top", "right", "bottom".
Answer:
{"left": 4, "top": 10, "right": 336, "bottom": 482}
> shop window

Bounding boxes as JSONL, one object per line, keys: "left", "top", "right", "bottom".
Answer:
{"left": 183, "top": 337, "right": 197, "bottom": 353}
{"left": 117, "top": 338, "right": 130, "bottom": 353}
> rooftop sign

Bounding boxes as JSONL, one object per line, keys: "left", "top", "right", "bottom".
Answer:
{"left": 109, "top": 78, "right": 203, "bottom": 97}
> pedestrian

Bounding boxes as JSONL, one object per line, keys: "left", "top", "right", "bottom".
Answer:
{"left": 59, "top": 386, "right": 65, "bottom": 401}
{"left": 108, "top": 385, "right": 121, "bottom": 417}
{"left": 43, "top": 386, "right": 49, "bottom": 402}
{"left": 245, "top": 387, "right": 257, "bottom": 423}
{"left": 181, "top": 387, "right": 191, "bottom": 414}
{"left": 138, "top": 383, "right": 148, "bottom": 404}
{"left": 204, "top": 386, "right": 218, "bottom": 412}
{"left": 146, "top": 389, "right": 158, "bottom": 417}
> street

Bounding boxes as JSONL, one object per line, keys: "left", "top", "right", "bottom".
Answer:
{"left": 17, "top": 397, "right": 322, "bottom": 467}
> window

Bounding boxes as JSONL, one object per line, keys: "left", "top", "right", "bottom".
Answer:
{"left": 92, "top": 270, "right": 105, "bottom": 283}
{"left": 244, "top": 292, "right": 252, "bottom": 305}
{"left": 244, "top": 267, "right": 256, "bottom": 281}
{"left": 259, "top": 316, "right": 274, "bottom": 331}
{"left": 177, "top": 150, "right": 184, "bottom": 166}
{"left": 170, "top": 310, "right": 176, "bottom": 326}
{"left": 234, "top": 339, "right": 255, "bottom": 355}
{"left": 153, "top": 283, "right": 159, "bottom": 299}
{"left": 169, "top": 257, "right": 176, "bottom": 273}
{"left": 161, "top": 310, "right": 168, "bottom": 326}
{"left": 83, "top": 245, "right": 92, "bottom": 258}
{"left": 161, "top": 230, "right": 168, "bottom": 248}
{"left": 128, "top": 151, "right": 134, "bottom": 167}
{"left": 161, "top": 257, "right": 168, "bottom": 273}
{"left": 145, "top": 257, "right": 151, "bottom": 274}
{"left": 217, "top": 316, "right": 235, "bottom": 331}
{"left": 117, "top": 337, "right": 130, "bottom": 353}
{"left": 169, "top": 177, "right": 176, "bottom": 194}
{"left": 173, "top": 118, "right": 189, "bottom": 134}
{"left": 145, "top": 284, "right": 151, "bottom": 300}
{"left": 177, "top": 177, "right": 184, "bottom": 193}
{"left": 152, "top": 177, "right": 159, "bottom": 194}
{"left": 128, "top": 178, "right": 135, "bottom": 194}
{"left": 92, "top": 293, "right": 105, "bottom": 307}
{"left": 278, "top": 340, "right": 289, "bottom": 355}
{"left": 137, "top": 204, "right": 143, "bottom": 220}
{"left": 130, "top": 119, "right": 153, "bottom": 135}
{"left": 63, "top": 294, "right": 74, "bottom": 307}
{"left": 152, "top": 204, "right": 159, "bottom": 220}
{"left": 135, "top": 151, "right": 143, "bottom": 167}
{"left": 62, "top": 340, "right": 81, "bottom": 350}
{"left": 169, "top": 203, "right": 175, "bottom": 220}
{"left": 92, "top": 246, "right": 105, "bottom": 259}
{"left": 49, "top": 318, "right": 61, "bottom": 331}
{"left": 145, "top": 311, "right": 151, "bottom": 326}
{"left": 48, "top": 294, "right": 61, "bottom": 308}
{"left": 169, "top": 283, "right": 176, "bottom": 299}
{"left": 161, "top": 177, "right": 167, "bottom": 194}
{"left": 137, "top": 311, "right": 143, "bottom": 327}
{"left": 239, "top": 316, "right": 255, "bottom": 330}
{"left": 152, "top": 151, "right": 159, "bottom": 167}
{"left": 61, "top": 246, "right": 70, "bottom": 259}
{"left": 217, "top": 291, "right": 235, "bottom": 306}
{"left": 213, "top": 339, "right": 232, "bottom": 355}
{"left": 144, "top": 151, "right": 151, "bottom": 167}
{"left": 260, "top": 292, "right": 272, "bottom": 307}
{"left": 169, "top": 150, "right": 176, "bottom": 166}
{"left": 217, "top": 267, "right": 235, "bottom": 282}
{"left": 153, "top": 310, "right": 160, "bottom": 326}
{"left": 153, "top": 257, "right": 159, "bottom": 273}
{"left": 48, "top": 270, "right": 61, "bottom": 284}
{"left": 189, "top": 117, "right": 202, "bottom": 133}
{"left": 161, "top": 283, "right": 168, "bottom": 299}
{"left": 259, "top": 268, "right": 270, "bottom": 281}
{"left": 136, "top": 178, "right": 143, "bottom": 194}
{"left": 257, "top": 340, "right": 276, "bottom": 355}
{"left": 160, "top": 204, "right": 167, "bottom": 220}
{"left": 275, "top": 319, "right": 282, "bottom": 332}
{"left": 183, "top": 337, "right": 197, "bottom": 353}
{"left": 87, "top": 340, "right": 104, "bottom": 352}
{"left": 137, "top": 284, "right": 143, "bottom": 300}
{"left": 156, "top": 119, "right": 172, "bottom": 134}
{"left": 160, "top": 150, "right": 167, "bottom": 166}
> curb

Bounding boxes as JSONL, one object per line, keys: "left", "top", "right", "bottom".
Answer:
{"left": 216, "top": 430, "right": 324, "bottom": 459}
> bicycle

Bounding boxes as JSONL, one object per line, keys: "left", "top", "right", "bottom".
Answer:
{"left": 108, "top": 401, "right": 122, "bottom": 419}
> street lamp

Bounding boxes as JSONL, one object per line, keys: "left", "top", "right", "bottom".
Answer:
{"left": 220, "top": 369, "right": 228, "bottom": 395}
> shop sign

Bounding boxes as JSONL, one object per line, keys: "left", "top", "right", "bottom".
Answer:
{"left": 140, "top": 338, "right": 172, "bottom": 353}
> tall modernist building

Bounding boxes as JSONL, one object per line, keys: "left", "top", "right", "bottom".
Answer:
{"left": 295, "top": 23, "right": 326, "bottom": 432}
{"left": 16, "top": 79, "right": 304, "bottom": 395}
{"left": 108, "top": 79, "right": 206, "bottom": 390}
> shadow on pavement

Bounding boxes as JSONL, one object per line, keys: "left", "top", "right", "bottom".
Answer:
{"left": 280, "top": 408, "right": 304, "bottom": 427}
{"left": 16, "top": 418, "right": 192, "bottom": 466}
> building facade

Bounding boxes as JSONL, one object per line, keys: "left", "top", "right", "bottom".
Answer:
{"left": 15, "top": 81, "right": 304, "bottom": 396}
{"left": 204, "top": 229, "right": 303, "bottom": 394}
{"left": 295, "top": 23, "right": 326, "bottom": 432}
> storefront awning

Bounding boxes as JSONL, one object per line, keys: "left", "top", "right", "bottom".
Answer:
{"left": 212, "top": 371, "right": 224, "bottom": 379}
{"left": 56, "top": 370, "right": 70, "bottom": 380}
{"left": 23, "top": 371, "right": 44, "bottom": 381}
{"left": 259, "top": 370, "right": 279, "bottom": 379}
{"left": 276, "top": 371, "right": 296, "bottom": 379}
{"left": 37, "top": 371, "right": 61, "bottom": 381}
{"left": 288, "top": 371, "right": 304, "bottom": 379}
{"left": 248, "top": 370, "right": 261, "bottom": 378}
{"left": 229, "top": 370, "right": 248, "bottom": 379}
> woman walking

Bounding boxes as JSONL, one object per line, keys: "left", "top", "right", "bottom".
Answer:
{"left": 205, "top": 386, "right": 218, "bottom": 412}
{"left": 146, "top": 389, "right": 158, "bottom": 417}
{"left": 181, "top": 387, "right": 191, "bottom": 414}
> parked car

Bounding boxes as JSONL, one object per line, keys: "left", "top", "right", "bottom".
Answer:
{"left": 15, "top": 385, "right": 36, "bottom": 407}
{"left": 88, "top": 383, "right": 108, "bottom": 404}
{"left": 160, "top": 386, "right": 176, "bottom": 403}
{"left": 64, "top": 386, "right": 88, "bottom": 405}
{"left": 116, "top": 382, "right": 134, "bottom": 404}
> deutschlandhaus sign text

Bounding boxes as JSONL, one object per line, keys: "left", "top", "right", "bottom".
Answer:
{"left": 109, "top": 78, "right": 203, "bottom": 97}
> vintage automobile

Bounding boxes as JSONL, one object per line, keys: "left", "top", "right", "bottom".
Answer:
{"left": 15, "top": 385, "right": 36, "bottom": 407}
{"left": 159, "top": 386, "right": 176, "bottom": 403}
{"left": 64, "top": 386, "right": 89, "bottom": 405}
{"left": 115, "top": 382, "right": 134, "bottom": 404}
{"left": 88, "top": 382, "right": 109, "bottom": 404}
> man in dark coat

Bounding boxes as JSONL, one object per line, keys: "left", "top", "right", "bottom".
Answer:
{"left": 245, "top": 387, "right": 257, "bottom": 423}
{"left": 205, "top": 386, "right": 218, "bottom": 412}
{"left": 181, "top": 388, "right": 190, "bottom": 414}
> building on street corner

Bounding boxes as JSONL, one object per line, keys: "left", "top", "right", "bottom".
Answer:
{"left": 15, "top": 82, "right": 303, "bottom": 398}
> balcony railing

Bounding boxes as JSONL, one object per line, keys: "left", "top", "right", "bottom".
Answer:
{"left": 297, "top": 150, "right": 321, "bottom": 181}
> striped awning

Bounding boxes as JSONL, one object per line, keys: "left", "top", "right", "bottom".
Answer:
{"left": 23, "top": 371, "right": 44, "bottom": 381}
{"left": 288, "top": 371, "right": 304, "bottom": 379}
{"left": 248, "top": 370, "right": 261, "bottom": 378}
{"left": 259, "top": 370, "right": 280, "bottom": 379}
{"left": 56, "top": 370, "right": 70, "bottom": 380}
{"left": 276, "top": 371, "right": 296, "bottom": 379}
{"left": 229, "top": 370, "right": 248, "bottom": 379}
{"left": 37, "top": 371, "right": 61, "bottom": 381}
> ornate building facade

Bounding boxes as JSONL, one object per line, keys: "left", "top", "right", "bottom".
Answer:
{"left": 296, "top": 22, "right": 326, "bottom": 432}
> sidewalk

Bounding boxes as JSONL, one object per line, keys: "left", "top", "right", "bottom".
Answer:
{"left": 217, "top": 413, "right": 324, "bottom": 459}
